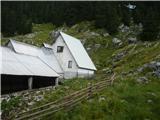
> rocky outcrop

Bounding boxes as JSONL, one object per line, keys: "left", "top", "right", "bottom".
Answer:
{"left": 137, "top": 77, "right": 149, "bottom": 84}
{"left": 128, "top": 37, "right": 137, "bottom": 44}
{"left": 137, "top": 61, "right": 160, "bottom": 78}
{"left": 112, "top": 51, "right": 127, "bottom": 62}
{"left": 112, "top": 38, "right": 122, "bottom": 46}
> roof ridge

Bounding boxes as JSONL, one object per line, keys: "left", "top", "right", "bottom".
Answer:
{"left": 60, "top": 32, "right": 81, "bottom": 42}
{"left": 59, "top": 32, "right": 96, "bottom": 70}
{"left": 10, "top": 39, "right": 40, "bottom": 49}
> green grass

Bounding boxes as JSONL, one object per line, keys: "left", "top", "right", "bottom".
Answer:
{"left": 114, "top": 42, "right": 160, "bottom": 73}
{"left": 1, "top": 22, "right": 160, "bottom": 120}
{"left": 46, "top": 76, "right": 160, "bottom": 120}
{"left": 1, "top": 23, "right": 55, "bottom": 46}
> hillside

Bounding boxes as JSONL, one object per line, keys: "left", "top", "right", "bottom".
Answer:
{"left": 1, "top": 22, "right": 160, "bottom": 120}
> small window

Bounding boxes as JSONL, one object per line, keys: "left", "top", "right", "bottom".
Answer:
{"left": 57, "top": 46, "right": 64, "bottom": 53}
{"left": 68, "top": 61, "right": 72, "bottom": 68}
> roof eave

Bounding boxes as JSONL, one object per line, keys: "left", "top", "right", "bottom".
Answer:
{"left": 78, "top": 66, "right": 97, "bottom": 71}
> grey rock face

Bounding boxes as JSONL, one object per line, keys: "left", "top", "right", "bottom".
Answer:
{"left": 122, "top": 26, "right": 130, "bottom": 33}
{"left": 103, "top": 33, "right": 109, "bottom": 37}
{"left": 34, "top": 95, "right": 44, "bottom": 102}
{"left": 112, "top": 38, "right": 122, "bottom": 45}
{"left": 28, "top": 101, "right": 35, "bottom": 106}
{"left": 119, "top": 24, "right": 124, "bottom": 29}
{"left": 113, "top": 51, "right": 127, "bottom": 62}
{"left": 137, "top": 77, "right": 148, "bottom": 84}
{"left": 102, "top": 68, "right": 113, "bottom": 74}
{"left": 94, "top": 44, "right": 101, "bottom": 49}
{"left": 90, "top": 32, "right": 100, "bottom": 36}
{"left": 128, "top": 37, "right": 137, "bottom": 44}
{"left": 137, "top": 61, "right": 160, "bottom": 78}
{"left": 154, "top": 70, "right": 160, "bottom": 78}
{"left": 147, "top": 99, "right": 153, "bottom": 103}
{"left": 51, "top": 30, "right": 60, "bottom": 39}
{"left": 99, "top": 96, "right": 106, "bottom": 102}
{"left": 26, "top": 33, "right": 36, "bottom": 39}
{"left": 86, "top": 47, "right": 91, "bottom": 51}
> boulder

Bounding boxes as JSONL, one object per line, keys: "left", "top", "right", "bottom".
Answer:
{"left": 154, "top": 70, "right": 160, "bottom": 78}
{"left": 112, "top": 38, "right": 121, "bottom": 44}
{"left": 137, "top": 77, "right": 148, "bottom": 84}
{"left": 94, "top": 44, "right": 101, "bottom": 49}
{"left": 28, "top": 101, "right": 35, "bottom": 106}
{"left": 64, "top": 86, "right": 70, "bottom": 90}
{"left": 90, "top": 32, "right": 100, "bottom": 36}
{"left": 137, "top": 67, "right": 144, "bottom": 73}
{"left": 34, "top": 95, "right": 44, "bottom": 102}
{"left": 71, "top": 24, "right": 78, "bottom": 29}
{"left": 137, "top": 61, "right": 160, "bottom": 78}
{"left": 26, "top": 33, "right": 35, "bottom": 38}
{"left": 121, "top": 72, "right": 128, "bottom": 76}
{"left": 36, "top": 91, "right": 41, "bottom": 94}
{"left": 144, "top": 42, "right": 152, "bottom": 47}
{"left": 102, "top": 68, "right": 112, "bottom": 74}
{"left": 147, "top": 99, "right": 153, "bottom": 103}
{"left": 112, "top": 38, "right": 122, "bottom": 46}
{"left": 46, "top": 88, "right": 50, "bottom": 91}
{"left": 99, "top": 96, "right": 106, "bottom": 102}
{"left": 51, "top": 30, "right": 60, "bottom": 39}
{"left": 1, "top": 95, "right": 10, "bottom": 102}
{"left": 113, "top": 51, "right": 127, "bottom": 62}
{"left": 119, "top": 24, "right": 124, "bottom": 29}
{"left": 86, "top": 47, "right": 91, "bottom": 51}
{"left": 23, "top": 97, "right": 29, "bottom": 101}
{"left": 147, "top": 92, "right": 157, "bottom": 97}
{"left": 103, "top": 33, "right": 109, "bottom": 37}
{"left": 128, "top": 37, "right": 137, "bottom": 44}
{"left": 23, "top": 92, "right": 29, "bottom": 97}
{"left": 121, "top": 26, "right": 130, "bottom": 33}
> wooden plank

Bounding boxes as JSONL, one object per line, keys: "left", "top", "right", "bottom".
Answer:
{"left": 17, "top": 86, "right": 89, "bottom": 116}
{"left": 29, "top": 94, "right": 88, "bottom": 120}
{"left": 16, "top": 91, "right": 88, "bottom": 120}
{"left": 110, "top": 73, "right": 116, "bottom": 86}
{"left": 16, "top": 75, "right": 116, "bottom": 120}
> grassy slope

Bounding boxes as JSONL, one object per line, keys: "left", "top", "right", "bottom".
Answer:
{"left": 1, "top": 22, "right": 160, "bottom": 120}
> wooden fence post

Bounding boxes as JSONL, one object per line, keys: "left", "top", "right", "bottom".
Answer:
{"left": 110, "top": 73, "right": 115, "bottom": 86}
{"left": 88, "top": 82, "right": 92, "bottom": 99}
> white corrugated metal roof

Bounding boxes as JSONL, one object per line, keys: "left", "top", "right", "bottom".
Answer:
{"left": 43, "top": 43, "right": 52, "bottom": 49}
{"left": 8, "top": 40, "right": 64, "bottom": 74}
{"left": 10, "top": 39, "right": 39, "bottom": 56}
{"left": 1, "top": 47, "right": 32, "bottom": 75}
{"left": 60, "top": 32, "right": 96, "bottom": 70}
{"left": 39, "top": 48, "right": 63, "bottom": 74}
{"left": 0, "top": 47, "right": 59, "bottom": 77}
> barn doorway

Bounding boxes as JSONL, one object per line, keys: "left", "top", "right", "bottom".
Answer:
{"left": 1, "top": 74, "right": 29, "bottom": 94}
{"left": 32, "top": 76, "right": 56, "bottom": 89}
{"left": 1, "top": 75, "right": 57, "bottom": 94}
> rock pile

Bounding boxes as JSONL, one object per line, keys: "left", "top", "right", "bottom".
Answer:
{"left": 137, "top": 77, "right": 149, "bottom": 84}
{"left": 137, "top": 61, "right": 160, "bottom": 78}
{"left": 102, "top": 67, "right": 113, "bottom": 74}
{"left": 90, "top": 32, "right": 100, "bottom": 37}
{"left": 128, "top": 37, "right": 137, "bottom": 44}
{"left": 1, "top": 86, "right": 56, "bottom": 112}
{"left": 112, "top": 51, "right": 127, "bottom": 62}
{"left": 103, "top": 33, "right": 109, "bottom": 37}
{"left": 94, "top": 44, "right": 101, "bottom": 49}
{"left": 112, "top": 38, "right": 122, "bottom": 46}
